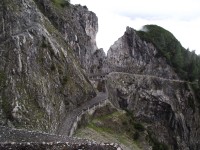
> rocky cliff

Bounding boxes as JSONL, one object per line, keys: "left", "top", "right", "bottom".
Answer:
{"left": 106, "top": 72, "right": 200, "bottom": 149}
{"left": 69, "top": 23, "right": 200, "bottom": 149}
{"left": 0, "top": 0, "right": 96, "bottom": 133}
{"left": 34, "top": 0, "right": 99, "bottom": 74}
{"left": 107, "top": 27, "right": 178, "bottom": 79}
{"left": 104, "top": 26, "right": 200, "bottom": 149}
{"left": 101, "top": 26, "right": 200, "bottom": 150}
{"left": 89, "top": 48, "right": 108, "bottom": 75}
{"left": 0, "top": 0, "right": 200, "bottom": 149}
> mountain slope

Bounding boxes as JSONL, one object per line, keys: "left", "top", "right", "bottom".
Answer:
{"left": 0, "top": 0, "right": 95, "bottom": 133}
{"left": 107, "top": 26, "right": 178, "bottom": 79}
{"left": 103, "top": 25, "right": 200, "bottom": 149}
{"left": 34, "top": 0, "right": 99, "bottom": 73}
{"left": 106, "top": 72, "right": 200, "bottom": 150}
{"left": 137, "top": 25, "right": 200, "bottom": 81}
{"left": 1, "top": 0, "right": 200, "bottom": 149}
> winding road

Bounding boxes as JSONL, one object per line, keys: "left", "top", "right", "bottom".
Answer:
{"left": 0, "top": 71, "right": 191, "bottom": 149}
{"left": 109, "top": 72, "right": 190, "bottom": 83}
{"left": 0, "top": 92, "right": 108, "bottom": 144}
{"left": 0, "top": 92, "right": 111, "bottom": 149}
{"left": 57, "top": 92, "right": 108, "bottom": 136}
{"left": 57, "top": 71, "right": 188, "bottom": 137}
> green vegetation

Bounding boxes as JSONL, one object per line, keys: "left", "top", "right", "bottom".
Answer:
{"left": 75, "top": 108, "right": 142, "bottom": 150}
{"left": 152, "top": 142, "right": 168, "bottom": 150}
{"left": 88, "top": 122, "right": 114, "bottom": 134}
{"left": 3, "top": 0, "right": 21, "bottom": 12}
{"left": 133, "top": 131, "right": 140, "bottom": 140}
{"left": 41, "top": 38, "right": 48, "bottom": 48}
{"left": 137, "top": 25, "right": 200, "bottom": 111}
{"left": 137, "top": 25, "right": 200, "bottom": 82}
{"left": 75, "top": 106, "right": 170, "bottom": 149}
{"left": 123, "top": 110, "right": 146, "bottom": 142}
{"left": 134, "top": 122, "right": 145, "bottom": 132}
{"left": 51, "top": 0, "right": 70, "bottom": 8}
{"left": 62, "top": 75, "right": 69, "bottom": 85}
{"left": 2, "top": 94, "right": 13, "bottom": 121}
{"left": 148, "top": 131, "right": 169, "bottom": 150}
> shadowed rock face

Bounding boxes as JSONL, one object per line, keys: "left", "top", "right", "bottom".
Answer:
{"left": 89, "top": 48, "right": 109, "bottom": 75}
{"left": 107, "top": 27, "right": 178, "bottom": 79}
{"left": 0, "top": 0, "right": 95, "bottom": 133}
{"left": 106, "top": 72, "right": 200, "bottom": 150}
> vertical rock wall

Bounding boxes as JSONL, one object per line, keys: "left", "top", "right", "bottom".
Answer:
{"left": 0, "top": 0, "right": 95, "bottom": 133}
{"left": 107, "top": 27, "right": 178, "bottom": 79}
{"left": 34, "top": 0, "right": 99, "bottom": 73}
{"left": 106, "top": 72, "right": 200, "bottom": 149}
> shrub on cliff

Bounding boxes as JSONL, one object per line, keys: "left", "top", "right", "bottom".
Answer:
{"left": 137, "top": 25, "right": 200, "bottom": 82}
{"left": 52, "top": 0, "right": 70, "bottom": 7}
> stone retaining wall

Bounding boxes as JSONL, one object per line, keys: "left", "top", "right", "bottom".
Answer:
{"left": 69, "top": 99, "right": 110, "bottom": 137}
{"left": 0, "top": 142, "right": 121, "bottom": 150}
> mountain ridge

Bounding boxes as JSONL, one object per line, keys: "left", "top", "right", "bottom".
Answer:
{"left": 0, "top": 0, "right": 200, "bottom": 149}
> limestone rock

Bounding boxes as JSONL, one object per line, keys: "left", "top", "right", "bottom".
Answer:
{"left": 0, "top": 0, "right": 95, "bottom": 133}
{"left": 107, "top": 27, "right": 178, "bottom": 79}
{"left": 34, "top": 0, "right": 99, "bottom": 73}
{"left": 89, "top": 48, "right": 109, "bottom": 75}
{"left": 106, "top": 72, "right": 200, "bottom": 150}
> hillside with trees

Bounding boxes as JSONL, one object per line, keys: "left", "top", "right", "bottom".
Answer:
{"left": 137, "top": 25, "right": 200, "bottom": 82}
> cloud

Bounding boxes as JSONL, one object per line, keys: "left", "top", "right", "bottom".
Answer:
{"left": 71, "top": 0, "right": 200, "bottom": 54}
{"left": 96, "top": 12, "right": 133, "bottom": 51}
{"left": 128, "top": 17, "right": 200, "bottom": 53}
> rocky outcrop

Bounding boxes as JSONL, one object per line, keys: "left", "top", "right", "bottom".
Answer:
{"left": 89, "top": 48, "right": 108, "bottom": 75}
{"left": 106, "top": 72, "right": 200, "bottom": 150}
{"left": 34, "top": 0, "right": 99, "bottom": 73}
{"left": 107, "top": 27, "right": 178, "bottom": 79}
{"left": 0, "top": 0, "right": 95, "bottom": 133}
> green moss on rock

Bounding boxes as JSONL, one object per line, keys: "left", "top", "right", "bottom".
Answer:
{"left": 51, "top": 0, "right": 70, "bottom": 8}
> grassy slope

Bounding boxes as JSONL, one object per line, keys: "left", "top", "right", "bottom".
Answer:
{"left": 76, "top": 127, "right": 140, "bottom": 150}
{"left": 74, "top": 106, "right": 149, "bottom": 150}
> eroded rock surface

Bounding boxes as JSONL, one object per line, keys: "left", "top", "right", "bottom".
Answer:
{"left": 34, "top": 0, "right": 99, "bottom": 73}
{"left": 1, "top": 0, "right": 200, "bottom": 149}
{"left": 0, "top": 0, "right": 95, "bottom": 133}
{"left": 106, "top": 72, "right": 200, "bottom": 150}
{"left": 89, "top": 48, "right": 108, "bottom": 75}
{"left": 107, "top": 27, "right": 178, "bottom": 79}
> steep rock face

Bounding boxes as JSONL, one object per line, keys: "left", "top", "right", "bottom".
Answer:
{"left": 34, "top": 0, "right": 99, "bottom": 73}
{"left": 107, "top": 27, "right": 178, "bottom": 79}
{"left": 0, "top": 0, "right": 95, "bottom": 133}
{"left": 89, "top": 48, "right": 108, "bottom": 75}
{"left": 106, "top": 72, "right": 200, "bottom": 150}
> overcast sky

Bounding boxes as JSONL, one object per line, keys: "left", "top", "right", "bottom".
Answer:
{"left": 71, "top": 0, "right": 200, "bottom": 54}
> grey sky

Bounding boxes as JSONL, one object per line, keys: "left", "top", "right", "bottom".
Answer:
{"left": 71, "top": 0, "right": 200, "bottom": 54}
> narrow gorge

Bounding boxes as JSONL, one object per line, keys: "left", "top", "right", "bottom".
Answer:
{"left": 0, "top": 0, "right": 200, "bottom": 150}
